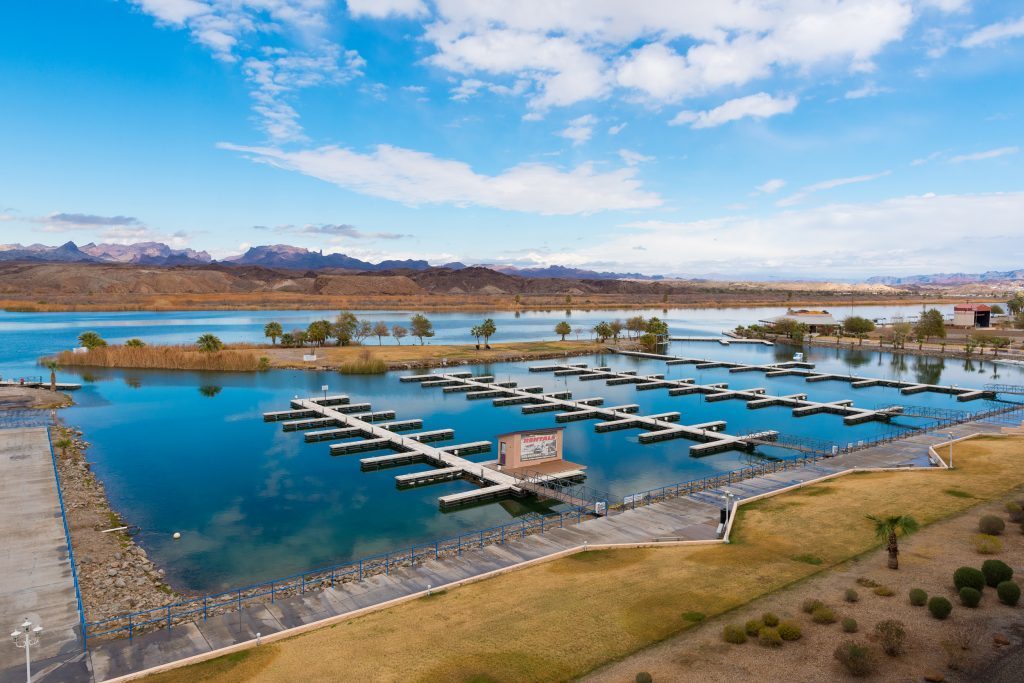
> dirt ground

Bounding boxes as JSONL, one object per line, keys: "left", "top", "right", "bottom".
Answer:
{"left": 0, "top": 385, "right": 71, "bottom": 410}
{"left": 585, "top": 496, "right": 1024, "bottom": 683}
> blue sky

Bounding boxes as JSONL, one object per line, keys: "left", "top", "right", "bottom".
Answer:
{"left": 1, "top": 0, "right": 1022, "bottom": 279}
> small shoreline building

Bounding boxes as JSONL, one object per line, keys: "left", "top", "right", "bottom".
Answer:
{"left": 491, "top": 427, "right": 586, "bottom": 479}
{"left": 760, "top": 309, "right": 840, "bottom": 335}
{"left": 952, "top": 303, "right": 991, "bottom": 329}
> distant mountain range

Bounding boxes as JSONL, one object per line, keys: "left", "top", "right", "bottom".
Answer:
{"left": 0, "top": 241, "right": 211, "bottom": 265}
{"left": 0, "top": 241, "right": 667, "bottom": 280}
{"left": 867, "top": 270, "right": 1024, "bottom": 285}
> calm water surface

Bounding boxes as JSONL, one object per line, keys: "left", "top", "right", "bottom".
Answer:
{"left": 4, "top": 305, "right": 1020, "bottom": 592}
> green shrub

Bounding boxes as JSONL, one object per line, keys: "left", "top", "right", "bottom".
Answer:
{"left": 1007, "top": 501, "right": 1023, "bottom": 523}
{"left": 875, "top": 620, "right": 907, "bottom": 656}
{"left": 844, "top": 588, "right": 859, "bottom": 603}
{"left": 744, "top": 619, "right": 764, "bottom": 636}
{"left": 954, "top": 566, "right": 986, "bottom": 592}
{"left": 834, "top": 641, "right": 874, "bottom": 677}
{"left": 777, "top": 621, "right": 802, "bottom": 641}
{"left": 959, "top": 586, "right": 982, "bottom": 608}
{"left": 842, "top": 617, "right": 858, "bottom": 633}
{"left": 812, "top": 605, "right": 837, "bottom": 624}
{"left": 873, "top": 585, "right": 895, "bottom": 597}
{"left": 982, "top": 559, "right": 1014, "bottom": 588}
{"left": 635, "top": 673, "right": 653, "bottom": 683}
{"left": 928, "top": 596, "right": 953, "bottom": 620}
{"left": 997, "top": 581, "right": 1021, "bottom": 606}
{"left": 758, "top": 626, "right": 783, "bottom": 648}
{"left": 722, "top": 624, "right": 747, "bottom": 644}
{"left": 762, "top": 612, "right": 780, "bottom": 627}
{"left": 974, "top": 534, "right": 1003, "bottom": 554}
{"left": 979, "top": 515, "right": 1005, "bottom": 535}
{"left": 257, "top": 356, "right": 270, "bottom": 371}
{"left": 909, "top": 588, "right": 928, "bottom": 606}
{"left": 681, "top": 611, "right": 705, "bottom": 623}
{"left": 801, "top": 598, "right": 824, "bottom": 614}
{"left": 855, "top": 577, "right": 880, "bottom": 588}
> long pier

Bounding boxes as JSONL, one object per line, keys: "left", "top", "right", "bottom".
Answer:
{"left": 533, "top": 361, "right": 902, "bottom": 426}
{"left": 408, "top": 372, "right": 778, "bottom": 455}
{"left": 616, "top": 350, "right": 996, "bottom": 403}
{"left": 266, "top": 395, "right": 592, "bottom": 511}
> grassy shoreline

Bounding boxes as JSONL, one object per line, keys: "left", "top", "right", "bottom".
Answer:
{"left": 47, "top": 340, "right": 623, "bottom": 373}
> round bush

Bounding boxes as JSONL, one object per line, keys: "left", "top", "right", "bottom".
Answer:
{"left": 875, "top": 619, "right": 907, "bottom": 656}
{"left": 744, "top": 619, "right": 764, "bottom": 636}
{"left": 777, "top": 621, "right": 802, "bottom": 641}
{"left": 722, "top": 624, "right": 747, "bottom": 644}
{"left": 909, "top": 588, "right": 928, "bottom": 606}
{"left": 762, "top": 612, "right": 780, "bottom": 627}
{"left": 1007, "top": 501, "right": 1023, "bottom": 523}
{"left": 980, "top": 515, "right": 1005, "bottom": 535}
{"left": 997, "top": 581, "right": 1021, "bottom": 606}
{"left": 842, "top": 617, "right": 858, "bottom": 633}
{"left": 959, "top": 586, "right": 982, "bottom": 608}
{"left": 982, "top": 559, "right": 1014, "bottom": 588}
{"left": 873, "top": 585, "right": 895, "bottom": 597}
{"left": 974, "top": 534, "right": 1004, "bottom": 555}
{"left": 844, "top": 588, "right": 859, "bottom": 603}
{"left": 635, "top": 673, "right": 653, "bottom": 683}
{"left": 758, "top": 626, "right": 783, "bottom": 648}
{"left": 928, "top": 596, "right": 953, "bottom": 620}
{"left": 801, "top": 598, "right": 824, "bottom": 614}
{"left": 954, "top": 566, "right": 986, "bottom": 592}
{"left": 812, "top": 605, "right": 837, "bottom": 624}
{"left": 834, "top": 641, "right": 874, "bottom": 677}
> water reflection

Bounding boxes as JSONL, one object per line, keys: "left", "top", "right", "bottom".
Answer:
{"left": 913, "top": 356, "right": 945, "bottom": 386}
{"left": 199, "top": 385, "right": 223, "bottom": 398}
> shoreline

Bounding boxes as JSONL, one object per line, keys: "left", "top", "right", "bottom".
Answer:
{"left": 50, "top": 419, "right": 180, "bottom": 628}
{"left": 3, "top": 295, "right": 999, "bottom": 314}
{"left": 778, "top": 336, "right": 1024, "bottom": 364}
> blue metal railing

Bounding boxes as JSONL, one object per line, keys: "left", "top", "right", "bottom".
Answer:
{"left": 46, "top": 429, "right": 88, "bottom": 652}
{"left": 84, "top": 506, "right": 587, "bottom": 643}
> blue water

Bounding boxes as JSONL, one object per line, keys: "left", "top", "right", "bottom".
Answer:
{"left": 5, "top": 305, "right": 1021, "bottom": 592}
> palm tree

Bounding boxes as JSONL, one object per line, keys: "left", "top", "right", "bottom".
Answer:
{"left": 196, "top": 334, "right": 224, "bottom": 353}
{"left": 53, "top": 437, "right": 72, "bottom": 458}
{"left": 264, "top": 321, "right": 282, "bottom": 345}
{"left": 470, "top": 325, "right": 482, "bottom": 349}
{"left": 44, "top": 360, "right": 59, "bottom": 391}
{"left": 77, "top": 331, "right": 106, "bottom": 349}
{"left": 866, "top": 514, "right": 919, "bottom": 570}
{"left": 124, "top": 338, "right": 145, "bottom": 347}
{"left": 480, "top": 318, "right": 496, "bottom": 349}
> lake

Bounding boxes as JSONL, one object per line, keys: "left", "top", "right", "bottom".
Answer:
{"left": 5, "top": 304, "right": 1020, "bottom": 593}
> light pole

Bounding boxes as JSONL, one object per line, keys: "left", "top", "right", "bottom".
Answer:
{"left": 947, "top": 433, "right": 955, "bottom": 468}
{"left": 11, "top": 618, "right": 42, "bottom": 683}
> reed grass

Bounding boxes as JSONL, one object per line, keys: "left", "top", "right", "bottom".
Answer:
{"left": 54, "top": 345, "right": 264, "bottom": 372}
{"left": 338, "top": 350, "right": 386, "bottom": 374}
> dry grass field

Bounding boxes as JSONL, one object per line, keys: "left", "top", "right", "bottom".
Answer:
{"left": 143, "top": 435, "right": 1024, "bottom": 683}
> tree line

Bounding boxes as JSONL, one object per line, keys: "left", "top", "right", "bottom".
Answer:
{"left": 265, "top": 312, "right": 435, "bottom": 347}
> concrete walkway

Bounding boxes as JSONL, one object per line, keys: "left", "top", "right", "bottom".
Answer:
{"left": 0, "top": 428, "right": 87, "bottom": 683}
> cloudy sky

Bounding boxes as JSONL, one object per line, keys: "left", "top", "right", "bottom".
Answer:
{"left": 1, "top": 0, "right": 1022, "bottom": 278}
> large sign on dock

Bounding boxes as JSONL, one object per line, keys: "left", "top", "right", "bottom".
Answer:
{"left": 521, "top": 433, "right": 558, "bottom": 461}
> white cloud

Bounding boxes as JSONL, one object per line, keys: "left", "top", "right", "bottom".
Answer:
{"left": 671, "top": 93, "right": 798, "bottom": 129}
{"left": 961, "top": 16, "right": 1024, "bottom": 48}
{"left": 219, "top": 142, "right": 662, "bottom": 215}
{"left": 776, "top": 170, "right": 891, "bottom": 206}
{"left": 132, "top": 1, "right": 362, "bottom": 142}
{"left": 421, "top": 1, "right": 913, "bottom": 114}
{"left": 557, "top": 192, "right": 1024, "bottom": 277}
{"left": 754, "top": 178, "right": 786, "bottom": 194}
{"left": 844, "top": 82, "right": 892, "bottom": 99}
{"left": 558, "top": 114, "right": 597, "bottom": 146}
{"left": 911, "top": 151, "right": 943, "bottom": 166}
{"left": 347, "top": 0, "right": 427, "bottom": 20}
{"left": 618, "top": 149, "right": 653, "bottom": 166}
{"left": 949, "top": 146, "right": 1019, "bottom": 163}
{"left": 918, "top": 0, "right": 971, "bottom": 12}
{"left": 608, "top": 123, "right": 627, "bottom": 135}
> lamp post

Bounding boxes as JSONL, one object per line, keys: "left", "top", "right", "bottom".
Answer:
{"left": 11, "top": 618, "right": 42, "bottom": 683}
{"left": 947, "top": 433, "right": 955, "bottom": 468}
